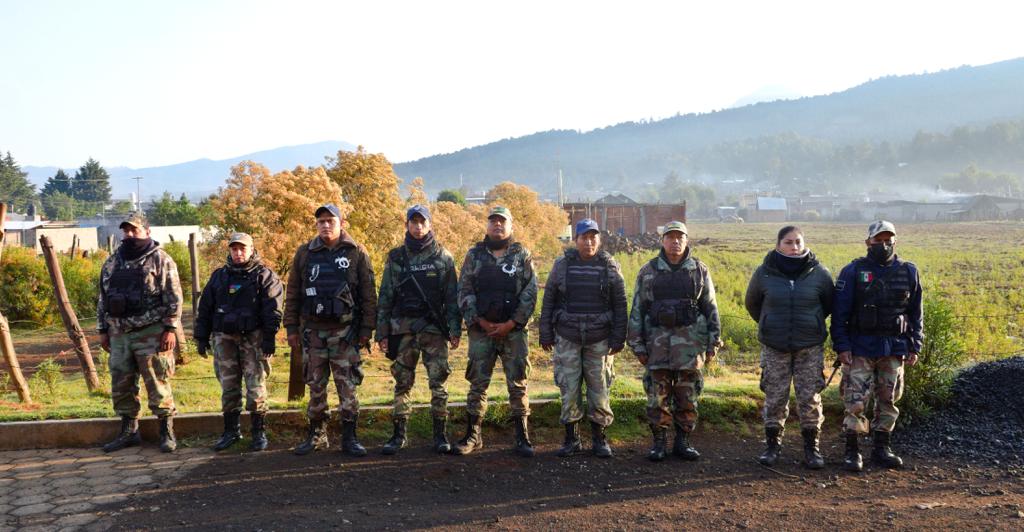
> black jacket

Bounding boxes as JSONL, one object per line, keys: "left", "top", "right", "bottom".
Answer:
{"left": 744, "top": 251, "right": 834, "bottom": 352}
{"left": 539, "top": 249, "right": 628, "bottom": 349}
{"left": 194, "top": 253, "right": 284, "bottom": 342}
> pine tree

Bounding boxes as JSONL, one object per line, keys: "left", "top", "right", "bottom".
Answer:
{"left": 41, "top": 169, "right": 73, "bottom": 196}
{"left": 71, "top": 158, "right": 112, "bottom": 203}
{"left": 0, "top": 150, "right": 38, "bottom": 212}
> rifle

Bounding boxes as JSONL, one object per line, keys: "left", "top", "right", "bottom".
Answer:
{"left": 821, "top": 357, "right": 842, "bottom": 392}
{"left": 398, "top": 274, "right": 452, "bottom": 341}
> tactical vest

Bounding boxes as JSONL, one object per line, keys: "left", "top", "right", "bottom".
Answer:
{"left": 390, "top": 247, "right": 444, "bottom": 317}
{"left": 106, "top": 264, "right": 147, "bottom": 319}
{"left": 473, "top": 246, "right": 518, "bottom": 323}
{"left": 564, "top": 256, "right": 608, "bottom": 315}
{"left": 851, "top": 259, "right": 912, "bottom": 336}
{"left": 301, "top": 247, "right": 354, "bottom": 320}
{"left": 648, "top": 258, "right": 702, "bottom": 328}
{"left": 213, "top": 268, "right": 261, "bottom": 334}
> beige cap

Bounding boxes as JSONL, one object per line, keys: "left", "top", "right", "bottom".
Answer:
{"left": 118, "top": 212, "right": 148, "bottom": 230}
{"left": 228, "top": 232, "right": 254, "bottom": 248}
{"left": 660, "top": 220, "right": 688, "bottom": 236}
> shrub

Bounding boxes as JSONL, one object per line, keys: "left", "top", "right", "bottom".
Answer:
{"left": 31, "top": 358, "right": 64, "bottom": 397}
{"left": 0, "top": 247, "right": 55, "bottom": 326}
{"left": 162, "top": 241, "right": 193, "bottom": 301}
{"left": 0, "top": 370, "right": 10, "bottom": 392}
{"left": 898, "top": 297, "right": 969, "bottom": 426}
{"left": 59, "top": 252, "right": 106, "bottom": 320}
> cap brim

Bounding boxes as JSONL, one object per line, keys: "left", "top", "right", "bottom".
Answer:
{"left": 119, "top": 222, "right": 141, "bottom": 230}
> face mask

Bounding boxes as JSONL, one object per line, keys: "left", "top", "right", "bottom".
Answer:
{"left": 868, "top": 242, "right": 894, "bottom": 264}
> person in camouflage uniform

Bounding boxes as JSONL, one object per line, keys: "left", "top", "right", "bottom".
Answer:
{"left": 539, "top": 219, "right": 627, "bottom": 458}
{"left": 627, "top": 221, "right": 721, "bottom": 462}
{"left": 832, "top": 220, "right": 923, "bottom": 471}
{"left": 376, "top": 204, "right": 462, "bottom": 455}
{"left": 452, "top": 206, "right": 539, "bottom": 457}
{"left": 744, "top": 226, "right": 834, "bottom": 469}
{"left": 284, "top": 204, "right": 377, "bottom": 456}
{"left": 194, "top": 233, "right": 284, "bottom": 452}
{"left": 97, "top": 212, "right": 183, "bottom": 453}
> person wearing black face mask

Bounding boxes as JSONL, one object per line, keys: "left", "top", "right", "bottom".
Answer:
{"left": 831, "top": 220, "right": 924, "bottom": 472}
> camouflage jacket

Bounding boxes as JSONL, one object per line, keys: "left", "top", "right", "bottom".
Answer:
{"left": 375, "top": 238, "right": 462, "bottom": 341}
{"left": 457, "top": 239, "right": 538, "bottom": 330}
{"left": 626, "top": 249, "right": 721, "bottom": 370}
{"left": 97, "top": 242, "right": 183, "bottom": 335}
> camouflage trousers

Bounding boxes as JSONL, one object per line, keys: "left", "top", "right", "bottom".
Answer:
{"left": 391, "top": 332, "right": 451, "bottom": 419}
{"left": 644, "top": 368, "right": 702, "bottom": 431}
{"left": 465, "top": 327, "right": 531, "bottom": 418}
{"left": 841, "top": 355, "right": 905, "bottom": 434}
{"left": 303, "top": 327, "right": 363, "bottom": 422}
{"left": 213, "top": 331, "right": 271, "bottom": 415}
{"left": 759, "top": 343, "right": 825, "bottom": 431}
{"left": 109, "top": 322, "right": 176, "bottom": 418}
{"left": 553, "top": 335, "right": 614, "bottom": 426}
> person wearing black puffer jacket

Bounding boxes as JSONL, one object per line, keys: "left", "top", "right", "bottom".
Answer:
{"left": 745, "top": 226, "right": 834, "bottom": 470}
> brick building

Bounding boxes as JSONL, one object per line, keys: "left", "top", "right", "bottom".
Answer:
{"left": 563, "top": 194, "right": 686, "bottom": 236}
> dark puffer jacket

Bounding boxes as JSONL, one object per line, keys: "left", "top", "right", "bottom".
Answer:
{"left": 194, "top": 252, "right": 284, "bottom": 342}
{"left": 744, "top": 251, "right": 834, "bottom": 352}
{"left": 539, "top": 249, "right": 628, "bottom": 349}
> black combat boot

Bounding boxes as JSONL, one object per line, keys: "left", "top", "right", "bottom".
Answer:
{"left": 591, "top": 421, "right": 613, "bottom": 458}
{"left": 250, "top": 412, "right": 268, "bottom": 452}
{"left": 213, "top": 411, "right": 242, "bottom": 451}
{"left": 871, "top": 430, "right": 903, "bottom": 469}
{"left": 294, "top": 418, "right": 329, "bottom": 456}
{"left": 158, "top": 416, "right": 177, "bottom": 453}
{"left": 513, "top": 417, "right": 534, "bottom": 458}
{"left": 102, "top": 416, "right": 141, "bottom": 453}
{"left": 672, "top": 424, "right": 700, "bottom": 461}
{"left": 758, "top": 425, "right": 783, "bottom": 466}
{"left": 802, "top": 428, "right": 825, "bottom": 470}
{"left": 556, "top": 422, "right": 582, "bottom": 457}
{"left": 452, "top": 415, "right": 483, "bottom": 455}
{"left": 842, "top": 431, "right": 863, "bottom": 472}
{"left": 381, "top": 417, "right": 407, "bottom": 455}
{"left": 647, "top": 425, "right": 668, "bottom": 462}
{"left": 341, "top": 416, "right": 367, "bottom": 457}
{"left": 432, "top": 417, "right": 451, "bottom": 454}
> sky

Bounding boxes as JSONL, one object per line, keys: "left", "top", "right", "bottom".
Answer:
{"left": 2, "top": 0, "right": 1024, "bottom": 169}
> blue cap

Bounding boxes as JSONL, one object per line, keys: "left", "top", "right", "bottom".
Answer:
{"left": 406, "top": 204, "right": 431, "bottom": 222}
{"left": 575, "top": 218, "right": 600, "bottom": 237}
{"left": 315, "top": 204, "right": 342, "bottom": 219}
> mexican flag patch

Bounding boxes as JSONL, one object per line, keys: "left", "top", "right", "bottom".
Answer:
{"left": 859, "top": 271, "right": 874, "bottom": 283}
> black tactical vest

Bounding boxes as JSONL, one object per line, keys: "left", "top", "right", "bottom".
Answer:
{"left": 213, "top": 268, "right": 261, "bottom": 334}
{"left": 564, "top": 257, "right": 608, "bottom": 315}
{"left": 301, "top": 247, "right": 354, "bottom": 320}
{"left": 391, "top": 247, "right": 444, "bottom": 317}
{"left": 473, "top": 246, "right": 518, "bottom": 323}
{"left": 649, "top": 258, "right": 702, "bottom": 328}
{"left": 106, "top": 265, "right": 147, "bottom": 318}
{"left": 851, "top": 259, "right": 912, "bottom": 336}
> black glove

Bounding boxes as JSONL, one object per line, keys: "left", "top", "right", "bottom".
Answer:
{"left": 261, "top": 337, "right": 276, "bottom": 358}
{"left": 196, "top": 338, "right": 210, "bottom": 357}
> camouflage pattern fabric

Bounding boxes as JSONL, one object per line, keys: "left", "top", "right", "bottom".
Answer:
{"left": 375, "top": 241, "right": 462, "bottom": 341}
{"left": 213, "top": 330, "right": 271, "bottom": 414}
{"left": 303, "top": 326, "right": 363, "bottom": 422}
{"left": 465, "top": 328, "right": 531, "bottom": 418}
{"left": 97, "top": 244, "right": 183, "bottom": 335}
{"left": 759, "top": 344, "right": 825, "bottom": 430}
{"left": 644, "top": 368, "right": 702, "bottom": 431}
{"left": 841, "top": 355, "right": 905, "bottom": 433}
{"left": 553, "top": 336, "right": 615, "bottom": 426}
{"left": 457, "top": 241, "right": 538, "bottom": 329}
{"left": 108, "top": 322, "right": 176, "bottom": 418}
{"left": 390, "top": 331, "right": 451, "bottom": 419}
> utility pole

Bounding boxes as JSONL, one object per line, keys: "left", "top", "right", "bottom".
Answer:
{"left": 133, "top": 176, "right": 143, "bottom": 212}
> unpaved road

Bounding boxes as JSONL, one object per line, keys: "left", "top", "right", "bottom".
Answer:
{"left": 106, "top": 428, "right": 1024, "bottom": 531}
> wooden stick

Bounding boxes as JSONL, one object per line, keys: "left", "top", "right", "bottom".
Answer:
{"left": 188, "top": 233, "right": 200, "bottom": 321}
{"left": 69, "top": 234, "right": 78, "bottom": 259}
{"left": 39, "top": 235, "right": 101, "bottom": 392}
{"left": 0, "top": 203, "right": 6, "bottom": 263}
{"left": 288, "top": 344, "right": 304, "bottom": 401}
{"left": 0, "top": 207, "right": 32, "bottom": 403}
{"left": 107, "top": 234, "right": 114, "bottom": 254}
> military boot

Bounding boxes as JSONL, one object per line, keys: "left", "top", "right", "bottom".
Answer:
{"left": 647, "top": 425, "right": 668, "bottom": 462}
{"left": 432, "top": 417, "right": 451, "bottom": 454}
{"left": 381, "top": 417, "right": 407, "bottom": 455}
{"left": 758, "top": 425, "right": 783, "bottom": 466}
{"left": 871, "top": 430, "right": 903, "bottom": 469}
{"left": 672, "top": 424, "right": 700, "bottom": 461}
{"left": 452, "top": 415, "right": 483, "bottom": 455}
{"left": 293, "top": 418, "right": 329, "bottom": 456}
{"left": 802, "top": 428, "right": 825, "bottom": 470}
{"left": 513, "top": 417, "right": 534, "bottom": 458}
{"left": 591, "top": 421, "right": 613, "bottom": 458}
{"left": 158, "top": 416, "right": 177, "bottom": 453}
{"left": 842, "top": 431, "right": 863, "bottom": 472}
{"left": 213, "top": 411, "right": 242, "bottom": 451}
{"left": 341, "top": 416, "right": 367, "bottom": 457}
{"left": 250, "top": 412, "right": 268, "bottom": 452}
{"left": 102, "top": 416, "right": 141, "bottom": 453}
{"left": 556, "top": 422, "right": 582, "bottom": 457}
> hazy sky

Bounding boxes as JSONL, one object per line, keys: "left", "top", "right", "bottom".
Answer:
{"left": 3, "top": 0, "right": 1023, "bottom": 169}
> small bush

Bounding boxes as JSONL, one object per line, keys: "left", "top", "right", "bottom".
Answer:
{"left": 59, "top": 252, "right": 106, "bottom": 319}
{"left": 31, "top": 358, "right": 64, "bottom": 397}
{"left": 899, "top": 297, "right": 969, "bottom": 426}
{"left": 0, "top": 370, "right": 10, "bottom": 392}
{"left": 162, "top": 241, "right": 193, "bottom": 302}
{"left": 0, "top": 247, "right": 55, "bottom": 326}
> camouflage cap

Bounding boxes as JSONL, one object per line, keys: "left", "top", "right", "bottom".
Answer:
{"left": 488, "top": 206, "right": 513, "bottom": 221}
{"left": 660, "top": 220, "right": 688, "bottom": 236}
{"left": 118, "top": 212, "right": 149, "bottom": 230}
{"left": 867, "top": 220, "right": 897, "bottom": 239}
{"left": 227, "top": 232, "right": 254, "bottom": 248}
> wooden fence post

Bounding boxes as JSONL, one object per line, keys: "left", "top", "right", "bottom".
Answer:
{"left": 188, "top": 233, "right": 200, "bottom": 320}
{"left": 0, "top": 205, "right": 33, "bottom": 403}
{"left": 288, "top": 344, "right": 304, "bottom": 401}
{"left": 69, "top": 234, "right": 78, "bottom": 259}
{"left": 107, "top": 235, "right": 114, "bottom": 254}
{"left": 39, "top": 235, "right": 101, "bottom": 392}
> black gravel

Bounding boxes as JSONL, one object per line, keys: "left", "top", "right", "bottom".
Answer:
{"left": 900, "top": 356, "right": 1024, "bottom": 465}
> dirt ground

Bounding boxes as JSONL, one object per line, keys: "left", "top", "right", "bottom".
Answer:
{"left": 104, "top": 428, "right": 1024, "bottom": 531}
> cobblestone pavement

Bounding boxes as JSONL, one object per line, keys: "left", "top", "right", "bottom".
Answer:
{"left": 0, "top": 445, "right": 213, "bottom": 531}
